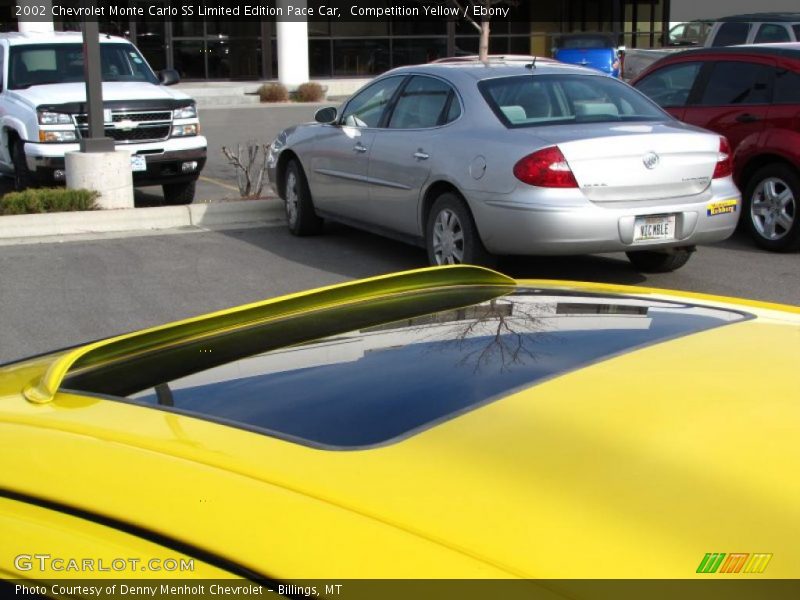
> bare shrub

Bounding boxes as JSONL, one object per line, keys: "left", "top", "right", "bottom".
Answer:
{"left": 221, "top": 142, "right": 270, "bottom": 198}
{"left": 258, "top": 82, "right": 289, "bottom": 103}
{"left": 294, "top": 82, "right": 326, "bottom": 102}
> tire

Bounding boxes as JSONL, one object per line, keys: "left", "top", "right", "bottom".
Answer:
{"left": 163, "top": 181, "right": 196, "bottom": 205}
{"left": 11, "top": 139, "right": 34, "bottom": 191}
{"left": 425, "top": 192, "right": 495, "bottom": 267}
{"left": 626, "top": 248, "right": 693, "bottom": 273}
{"left": 743, "top": 164, "right": 800, "bottom": 252}
{"left": 283, "top": 159, "right": 323, "bottom": 236}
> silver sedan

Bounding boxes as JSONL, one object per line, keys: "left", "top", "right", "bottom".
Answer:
{"left": 267, "top": 61, "right": 740, "bottom": 272}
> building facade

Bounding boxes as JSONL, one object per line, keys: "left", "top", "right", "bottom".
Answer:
{"left": 3, "top": 0, "right": 670, "bottom": 82}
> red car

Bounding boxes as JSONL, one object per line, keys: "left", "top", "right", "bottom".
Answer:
{"left": 633, "top": 43, "right": 800, "bottom": 252}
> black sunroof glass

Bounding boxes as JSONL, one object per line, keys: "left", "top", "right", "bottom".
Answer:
{"left": 62, "top": 290, "right": 748, "bottom": 449}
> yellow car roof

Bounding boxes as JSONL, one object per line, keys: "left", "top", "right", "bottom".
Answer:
{"left": 1, "top": 266, "right": 799, "bottom": 579}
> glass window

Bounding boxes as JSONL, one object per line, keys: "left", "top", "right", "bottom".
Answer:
{"left": 341, "top": 76, "right": 404, "bottom": 128}
{"left": 774, "top": 68, "right": 800, "bottom": 103}
{"left": 391, "top": 20, "right": 447, "bottom": 36}
{"left": 713, "top": 22, "right": 751, "bottom": 46}
{"left": 206, "top": 20, "right": 260, "bottom": 38}
{"left": 699, "top": 61, "right": 771, "bottom": 105}
{"left": 173, "top": 40, "right": 206, "bottom": 80}
{"left": 454, "top": 36, "right": 478, "bottom": 56}
{"left": 61, "top": 289, "right": 747, "bottom": 450}
{"left": 509, "top": 36, "right": 532, "bottom": 54}
{"left": 332, "top": 39, "right": 390, "bottom": 76}
{"left": 392, "top": 38, "right": 447, "bottom": 67}
{"left": 136, "top": 38, "right": 166, "bottom": 72}
{"left": 634, "top": 62, "right": 702, "bottom": 108}
{"left": 7, "top": 43, "right": 158, "bottom": 89}
{"left": 388, "top": 76, "right": 452, "bottom": 129}
{"left": 0, "top": 46, "right": 4, "bottom": 92}
{"left": 794, "top": 25, "right": 800, "bottom": 40}
{"left": 309, "top": 39, "right": 332, "bottom": 77}
{"left": 207, "top": 39, "right": 262, "bottom": 79}
{"left": 446, "top": 94, "right": 462, "bottom": 123}
{"left": 171, "top": 18, "right": 203, "bottom": 38}
{"left": 668, "top": 23, "right": 687, "bottom": 44}
{"left": 480, "top": 74, "right": 668, "bottom": 128}
{"left": 754, "top": 24, "right": 791, "bottom": 43}
{"left": 331, "top": 20, "right": 388, "bottom": 37}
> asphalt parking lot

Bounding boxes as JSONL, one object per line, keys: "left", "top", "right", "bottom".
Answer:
{"left": 0, "top": 103, "right": 798, "bottom": 364}
{"left": 0, "top": 219, "right": 797, "bottom": 365}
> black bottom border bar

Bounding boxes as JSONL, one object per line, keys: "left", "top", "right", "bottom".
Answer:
{"left": 3, "top": 579, "right": 800, "bottom": 600}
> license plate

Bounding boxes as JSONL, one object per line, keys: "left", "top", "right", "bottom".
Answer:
{"left": 633, "top": 214, "right": 676, "bottom": 242}
{"left": 130, "top": 155, "right": 147, "bottom": 172}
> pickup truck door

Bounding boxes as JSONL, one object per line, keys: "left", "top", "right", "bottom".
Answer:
{"left": 682, "top": 59, "right": 773, "bottom": 161}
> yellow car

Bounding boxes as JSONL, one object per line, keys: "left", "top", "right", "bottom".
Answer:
{"left": 1, "top": 266, "right": 798, "bottom": 592}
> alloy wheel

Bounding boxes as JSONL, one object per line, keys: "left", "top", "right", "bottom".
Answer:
{"left": 285, "top": 170, "right": 298, "bottom": 226}
{"left": 750, "top": 177, "right": 796, "bottom": 241}
{"left": 432, "top": 208, "right": 465, "bottom": 265}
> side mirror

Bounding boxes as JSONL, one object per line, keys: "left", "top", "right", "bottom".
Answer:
{"left": 159, "top": 69, "right": 180, "bottom": 86}
{"left": 314, "top": 106, "right": 338, "bottom": 124}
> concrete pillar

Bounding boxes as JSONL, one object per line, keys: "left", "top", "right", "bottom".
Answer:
{"left": 65, "top": 151, "right": 134, "bottom": 209}
{"left": 277, "top": 0, "right": 309, "bottom": 87}
{"left": 17, "top": 0, "right": 54, "bottom": 33}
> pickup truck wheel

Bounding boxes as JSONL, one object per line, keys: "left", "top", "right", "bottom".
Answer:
{"left": 626, "top": 248, "right": 693, "bottom": 273}
{"left": 162, "top": 181, "right": 196, "bottom": 205}
{"left": 284, "top": 159, "right": 323, "bottom": 236}
{"left": 11, "top": 139, "right": 34, "bottom": 191}
{"left": 743, "top": 164, "right": 800, "bottom": 252}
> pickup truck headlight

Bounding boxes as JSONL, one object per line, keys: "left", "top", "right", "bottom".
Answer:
{"left": 171, "top": 124, "right": 198, "bottom": 137}
{"left": 38, "top": 111, "right": 73, "bottom": 125}
{"left": 39, "top": 130, "right": 77, "bottom": 142}
{"left": 172, "top": 105, "right": 197, "bottom": 119}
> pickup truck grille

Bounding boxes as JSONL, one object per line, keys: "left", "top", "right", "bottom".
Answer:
{"left": 73, "top": 110, "right": 173, "bottom": 144}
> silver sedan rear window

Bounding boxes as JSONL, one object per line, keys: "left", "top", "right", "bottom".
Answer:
{"left": 480, "top": 74, "right": 669, "bottom": 127}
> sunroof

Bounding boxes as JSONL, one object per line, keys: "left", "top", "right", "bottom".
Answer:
{"left": 62, "top": 288, "right": 747, "bottom": 449}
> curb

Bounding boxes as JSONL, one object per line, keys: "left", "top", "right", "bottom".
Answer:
{"left": 0, "top": 199, "right": 285, "bottom": 241}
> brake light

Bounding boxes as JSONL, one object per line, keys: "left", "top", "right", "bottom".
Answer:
{"left": 713, "top": 136, "right": 733, "bottom": 179}
{"left": 513, "top": 146, "right": 578, "bottom": 188}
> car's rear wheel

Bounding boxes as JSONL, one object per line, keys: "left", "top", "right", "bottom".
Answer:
{"left": 11, "top": 139, "right": 34, "bottom": 191}
{"left": 426, "top": 193, "right": 494, "bottom": 267}
{"left": 626, "top": 247, "right": 693, "bottom": 272}
{"left": 163, "top": 181, "right": 196, "bottom": 205}
{"left": 743, "top": 164, "right": 800, "bottom": 252}
{"left": 284, "top": 159, "right": 323, "bottom": 236}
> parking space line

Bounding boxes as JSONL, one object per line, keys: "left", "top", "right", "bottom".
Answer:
{"left": 199, "top": 175, "right": 240, "bottom": 192}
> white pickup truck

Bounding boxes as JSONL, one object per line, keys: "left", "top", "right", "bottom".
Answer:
{"left": 622, "top": 14, "right": 800, "bottom": 81}
{"left": 0, "top": 31, "right": 207, "bottom": 204}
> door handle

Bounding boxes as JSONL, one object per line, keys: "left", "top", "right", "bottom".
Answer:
{"left": 353, "top": 143, "right": 367, "bottom": 153}
{"left": 735, "top": 113, "right": 759, "bottom": 123}
{"left": 414, "top": 151, "right": 430, "bottom": 160}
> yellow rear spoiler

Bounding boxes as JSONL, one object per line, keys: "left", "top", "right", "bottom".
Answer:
{"left": 23, "top": 265, "right": 516, "bottom": 404}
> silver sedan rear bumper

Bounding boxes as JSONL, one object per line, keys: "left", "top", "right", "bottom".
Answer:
{"left": 468, "top": 179, "right": 741, "bottom": 256}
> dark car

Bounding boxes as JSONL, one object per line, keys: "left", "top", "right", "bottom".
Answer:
{"left": 553, "top": 33, "right": 620, "bottom": 77}
{"left": 632, "top": 43, "right": 800, "bottom": 251}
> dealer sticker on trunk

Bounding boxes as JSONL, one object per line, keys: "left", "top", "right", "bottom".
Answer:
{"left": 707, "top": 199, "right": 737, "bottom": 216}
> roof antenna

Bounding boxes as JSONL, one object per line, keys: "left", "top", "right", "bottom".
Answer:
{"left": 525, "top": 57, "right": 537, "bottom": 70}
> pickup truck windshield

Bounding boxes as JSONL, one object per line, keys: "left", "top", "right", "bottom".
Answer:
{"left": 8, "top": 43, "right": 158, "bottom": 89}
